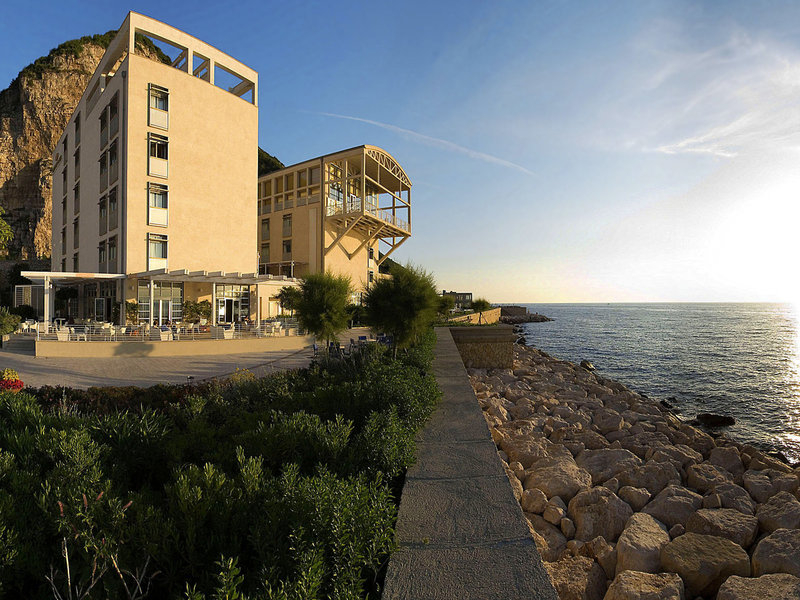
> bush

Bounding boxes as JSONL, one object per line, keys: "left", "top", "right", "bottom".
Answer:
{"left": 2, "top": 328, "right": 441, "bottom": 598}
{"left": 9, "top": 305, "right": 36, "bottom": 321}
{"left": 0, "top": 308, "right": 21, "bottom": 336}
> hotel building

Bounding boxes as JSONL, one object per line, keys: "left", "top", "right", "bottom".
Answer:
{"left": 24, "top": 12, "right": 413, "bottom": 328}
{"left": 36, "top": 12, "right": 292, "bottom": 326}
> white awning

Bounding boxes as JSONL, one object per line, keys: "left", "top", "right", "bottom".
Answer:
{"left": 21, "top": 271, "right": 126, "bottom": 284}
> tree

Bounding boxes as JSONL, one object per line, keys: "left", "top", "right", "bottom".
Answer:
{"left": 362, "top": 263, "right": 439, "bottom": 356}
{"left": 277, "top": 286, "right": 301, "bottom": 316}
{"left": 470, "top": 297, "right": 492, "bottom": 324}
{"left": 258, "top": 147, "right": 284, "bottom": 176}
{"left": 437, "top": 295, "right": 455, "bottom": 320}
{"left": 181, "top": 300, "right": 212, "bottom": 324}
{"left": 295, "top": 272, "right": 352, "bottom": 345}
{"left": 125, "top": 300, "right": 139, "bottom": 324}
{"left": 0, "top": 206, "right": 13, "bottom": 256}
{"left": 470, "top": 298, "right": 492, "bottom": 312}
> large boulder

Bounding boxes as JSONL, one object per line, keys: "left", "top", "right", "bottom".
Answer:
{"left": 649, "top": 444, "right": 703, "bottom": 470}
{"left": 685, "top": 508, "right": 758, "bottom": 548}
{"left": 605, "top": 571, "right": 685, "bottom": 600}
{"left": 710, "top": 446, "right": 745, "bottom": 482}
{"left": 575, "top": 448, "right": 642, "bottom": 485}
{"left": 501, "top": 434, "right": 566, "bottom": 468}
{"left": 544, "top": 555, "right": 606, "bottom": 600}
{"left": 687, "top": 462, "right": 734, "bottom": 494}
{"left": 618, "top": 461, "right": 682, "bottom": 496}
{"left": 615, "top": 513, "right": 670, "bottom": 575}
{"left": 743, "top": 469, "right": 799, "bottom": 503}
{"left": 568, "top": 486, "right": 633, "bottom": 542}
{"left": 756, "top": 491, "right": 800, "bottom": 533}
{"left": 643, "top": 484, "right": 703, "bottom": 528}
{"left": 524, "top": 455, "right": 592, "bottom": 501}
{"left": 576, "top": 535, "right": 617, "bottom": 579}
{"left": 618, "top": 486, "right": 651, "bottom": 511}
{"left": 660, "top": 532, "right": 750, "bottom": 597}
{"left": 718, "top": 574, "right": 800, "bottom": 600}
{"left": 703, "top": 482, "right": 756, "bottom": 516}
{"left": 525, "top": 513, "right": 567, "bottom": 562}
{"left": 521, "top": 487, "right": 548, "bottom": 513}
{"left": 752, "top": 529, "right": 800, "bottom": 577}
{"left": 592, "top": 408, "right": 624, "bottom": 434}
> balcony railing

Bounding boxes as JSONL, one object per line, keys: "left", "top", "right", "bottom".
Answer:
{"left": 325, "top": 193, "right": 410, "bottom": 232}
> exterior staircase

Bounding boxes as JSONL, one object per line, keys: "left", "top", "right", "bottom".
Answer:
{"left": 0, "top": 334, "right": 35, "bottom": 355}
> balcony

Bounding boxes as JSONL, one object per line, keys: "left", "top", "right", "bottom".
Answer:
{"left": 100, "top": 126, "right": 108, "bottom": 149}
{"left": 109, "top": 161, "right": 118, "bottom": 185}
{"left": 326, "top": 193, "right": 410, "bottom": 233}
{"left": 99, "top": 166, "right": 108, "bottom": 191}
{"left": 110, "top": 113, "right": 119, "bottom": 138}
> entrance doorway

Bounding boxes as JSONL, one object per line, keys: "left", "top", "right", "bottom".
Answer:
{"left": 217, "top": 298, "right": 244, "bottom": 323}
{"left": 153, "top": 299, "right": 172, "bottom": 325}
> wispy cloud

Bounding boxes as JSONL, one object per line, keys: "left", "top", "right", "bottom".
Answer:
{"left": 631, "top": 25, "right": 800, "bottom": 158}
{"left": 315, "top": 111, "right": 536, "bottom": 176}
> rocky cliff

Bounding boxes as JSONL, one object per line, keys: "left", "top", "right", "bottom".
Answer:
{"left": 0, "top": 35, "right": 115, "bottom": 259}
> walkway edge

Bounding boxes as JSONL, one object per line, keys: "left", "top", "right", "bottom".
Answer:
{"left": 382, "top": 328, "right": 557, "bottom": 600}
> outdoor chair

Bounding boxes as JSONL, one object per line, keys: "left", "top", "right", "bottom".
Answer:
{"left": 55, "top": 330, "right": 69, "bottom": 342}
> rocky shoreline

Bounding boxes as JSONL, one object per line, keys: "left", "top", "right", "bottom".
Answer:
{"left": 500, "top": 313, "right": 553, "bottom": 324}
{"left": 469, "top": 344, "right": 800, "bottom": 599}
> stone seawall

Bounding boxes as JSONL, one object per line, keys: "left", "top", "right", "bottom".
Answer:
{"left": 451, "top": 325, "right": 515, "bottom": 369}
{"left": 448, "top": 307, "right": 502, "bottom": 325}
{"left": 470, "top": 344, "right": 800, "bottom": 599}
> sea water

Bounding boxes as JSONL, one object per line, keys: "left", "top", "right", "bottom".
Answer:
{"left": 520, "top": 303, "right": 800, "bottom": 463}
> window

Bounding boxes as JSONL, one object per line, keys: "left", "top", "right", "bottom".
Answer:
{"left": 369, "top": 271, "right": 374, "bottom": 284}
{"left": 99, "top": 152, "right": 108, "bottom": 189}
{"left": 73, "top": 182, "right": 80, "bottom": 214}
{"left": 98, "top": 241, "right": 106, "bottom": 265}
{"left": 369, "top": 247, "right": 374, "bottom": 260}
{"left": 72, "top": 218, "right": 79, "bottom": 249}
{"left": 148, "top": 134, "right": 169, "bottom": 178}
{"left": 61, "top": 198, "right": 67, "bottom": 224}
{"left": 74, "top": 148, "right": 80, "bottom": 176}
{"left": 149, "top": 85, "right": 168, "bottom": 111}
{"left": 109, "top": 94, "right": 119, "bottom": 137}
{"left": 99, "top": 198, "right": 107, "bottom": 235}
{"left": 261, "top": 218, "right": 270, "bottom": 240}
{"left": 61, "top": 258, "right": 66, "bottom": 272}
{"left": 148, "top": 183, "right": 168, "bottom": 226}
{"left": 60, "top": 228, "right": 66, "bottom": 254}
{"left": 149, "top": 233, "right": 168, "bottom": 259}
{"left": 108, "top": 237, "right": 117, "bottom": 270}
{"left": 285, "top": 174, "right": 294, "bottom": 191}
{"left": 264, "top": 180, "right": 272, "bottom": 196}
{"left": 73, "top": 253, "right": 79, "bottom": 272}
{"left": 260, "top": 242, "right": 269, "bottom": 262}
{"left": 74, "top": 113, "right": 81, "bottom": 146}
{"left": 148, "top": 84, "right": 169, "bottom": 129}
{"left": 99, "top": 112, "right": 108, "bottom": 148}
{"left": 108, "top": 141, "right": 118, "bottom": 183}
{"left": 298, "top": 169, "right": 307, "bottom": 187}
{"left": 149, "top": 134, "right": 168, "bottom": 159}
{"left": 282, "top": 214, "right": 292, "bottom": 237}
{"left": 108, "top": 188, "right": 118, "bottom": 230}
{"left": 282, "top": 240, "right": 292, "bottom": 259}
{"left": 62, "top": 167, "right": 67, "bottom": 187}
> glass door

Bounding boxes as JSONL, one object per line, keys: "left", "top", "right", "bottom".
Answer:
{"left": 153, "top": 299, "right": 172, "bottom": 325}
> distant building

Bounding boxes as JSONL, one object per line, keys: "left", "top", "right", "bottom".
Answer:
{"left": 442, "top": 290, "right": 472, "bottom": 310}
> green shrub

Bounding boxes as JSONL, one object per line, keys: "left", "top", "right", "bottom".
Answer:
{"left": 0, "top": 307, "right": 21, "bottom": 336}
{"left": 0, "top": 327, "right": 439, "bottom": 598}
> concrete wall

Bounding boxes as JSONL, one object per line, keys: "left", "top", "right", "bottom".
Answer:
{"left": 450, "top": 325, "right": 515, "bottom": 369}
{"left": 35, "top": 334, "right": 311, "bottom": 357}
{"left": 448, "top": 307, "right": 501, "bottom": 325}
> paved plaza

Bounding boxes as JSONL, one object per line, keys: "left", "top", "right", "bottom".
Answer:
{"left": 0, "top": 346, "right": 313, "bottom": 390}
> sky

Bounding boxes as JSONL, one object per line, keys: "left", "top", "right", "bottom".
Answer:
{"left": 2, "top": 1, "right": 799, "bottom": 303}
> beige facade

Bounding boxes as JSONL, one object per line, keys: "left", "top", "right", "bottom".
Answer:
{"left": 46, "top": 12, "right": 290, "bottom": 325}
{"left": 257, "top": 145, "right": 412, "bottom": 295}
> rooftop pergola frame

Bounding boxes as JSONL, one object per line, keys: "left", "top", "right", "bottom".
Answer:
{"left": 79, "top": 12, "right": 257, "bottom": 111}
{"left": 321, "top": 145, "right": 412, "bottom": 266}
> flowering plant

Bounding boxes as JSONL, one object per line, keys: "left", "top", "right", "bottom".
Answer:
{"left": 1, "top": 368, "right": 19, "bottom": 381}
{"left": 0, "top": 379, "right": 23, "bottom": 391}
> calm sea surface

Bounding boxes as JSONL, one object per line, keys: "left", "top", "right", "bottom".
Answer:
{"left": 520, "top": 303, "right": 800, "bottom": 463}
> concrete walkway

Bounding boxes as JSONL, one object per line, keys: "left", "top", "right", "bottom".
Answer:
{"left": 0, "top": 346, "right": 312, "bottom": 389}
{"left": 382, "top": 328, "right": 556, "bottom": 599}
